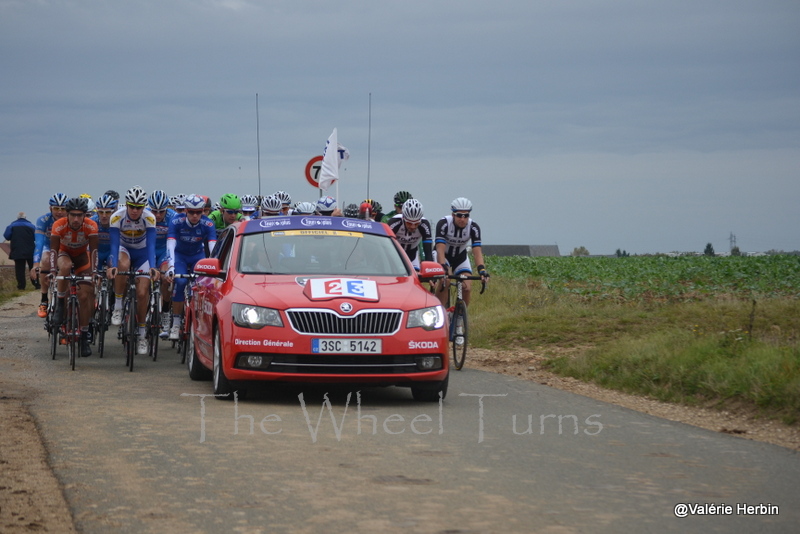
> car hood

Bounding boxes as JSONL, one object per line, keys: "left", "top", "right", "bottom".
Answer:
{"left": 229, "top": 274, "right": 438, "bottom": 311}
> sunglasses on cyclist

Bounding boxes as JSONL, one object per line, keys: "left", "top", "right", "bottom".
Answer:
{"left": 152, "top": 209, "right": 167, "bottom": 214}
{"left": 97, "top": 209, "right": 114, "bottom": 215}
{"left": 225, "top": 209, "right": 241, "bottom": 215}
{"left": 187, "top": 209, "right": 203, "bottom": 215}
{"left": 127, "top": 203, "right": 145, "bottom": 209}
{"left": 453, "top": 212, "right": 470, "bottom": 219}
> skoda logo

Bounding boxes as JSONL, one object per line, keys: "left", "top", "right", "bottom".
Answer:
{"left": 340, "top": 302, "right": 353, "bottom": 313}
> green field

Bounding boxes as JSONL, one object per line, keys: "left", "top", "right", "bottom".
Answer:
{"left": 471, "top": 255, "right": 800, "bottom": 422}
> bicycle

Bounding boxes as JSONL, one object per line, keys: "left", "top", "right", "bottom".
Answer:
{"left": 117, "top": 270, "right": 141, "bottom": 372}
{"left": 53, "top": 272, "right": 94, "bottom": 370}
{"left": 171, "top": 273, "right": 198, "bottom": 364}
{"left": 145, "top": 276, "right": 162, "bottom": 362}
{"left": 444, "top": 273, "right": 486, "bottom": 371}
{"left": 39, "top": 269, "right": 60, "bottom": 361}
{"left": 92, "top": 271, "right": 113, "bottom": 358}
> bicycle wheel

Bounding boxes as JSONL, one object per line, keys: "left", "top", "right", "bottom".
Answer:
{"left": 48, "top": 288, "right": 58, "bottom": 360}
{"left": 97, "top": 285, "right": 107, "bottom": 358}
{"left": 451, "top": 300, "right": 468, "bottom": 370}
{"left": 68, "top": 297, "right": 79, "bottom": 371}
{"left": 150, "top": 305, "right": 160, "bottom": 362}
{"left": 125, "top": 291, "right": 137, "bottom": 372}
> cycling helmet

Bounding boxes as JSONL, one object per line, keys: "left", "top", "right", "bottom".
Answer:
{"left": 219, "top": 193, "right": 242, "bottom": 210}
{"left": 86, "top": 199, "right": 96, "bottom": 212}
{"left": 65, "top": 197, "right": 89, "bottom": 213}
{"left": 293, "top": 201, "right": 316, "bottom": 215}
{"left": 148, "top": 190, "right": 170, "bottom": 210}
{"left": 274, "top": 191, "right": 292, "bottom": 206}
{"left": 261, "top": 195, "right": 282, "bottom": 214}
{"left": 402, "top": 198, "right": 424, "bottom": 222}
{"left": 184, "top": 194, "right": 205, "bottom": 210}
{"left": 168, "top": 195, "right": 180, "bottom": 207}
{"left": 96, "top": 194, "right": 118, "bottom": 210}
{"left": 213, "top": 202, "right": 220, "bottom": 212}
{"left": 316, "top": 196, "right": 337, "bottom": 214}
{"left": 49, "top": 193, "right": 69, "bottom": 207}
{"left": 240, "top": 194, "right": 258, "bottom": 212}
{"left": 343, "top": 203, "right": 359, "bottom": 218}
{"left": 104, "top": 190, "right": 120, "bottom": 201}
{"left": 201, "top": 195, "right": 211, "bottom": 208}
{"left": 358, "top": 202, "right": 373, "bottom": 220}
{"left": 451, "top": 197, "right": 473, "bottom": 212}
{"left": 363, "top": 198, "right": 382, "bottom": 214}
{"left": 393, "top": 190, "right": 412, "bottom": 207}
{"left": 79, "top": 193, "right": 92, "bottom": 200}
{"left": 125, "top": 186, "right": 148, "bottom": 205}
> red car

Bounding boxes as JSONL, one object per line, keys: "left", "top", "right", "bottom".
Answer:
{"left": 186, "top": 216, "right": 449, "bottom": 401}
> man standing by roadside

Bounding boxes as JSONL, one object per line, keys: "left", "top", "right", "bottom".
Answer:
{"left": 3, "top": 212, "right": 36, "bottom": 290}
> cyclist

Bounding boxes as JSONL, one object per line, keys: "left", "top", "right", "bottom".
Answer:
{"left": 165, "top": 194, "right": 217, "bottom": 340}
{"left": 33, "top": 193, "right": 69, "bottom": 317}
{"left": 240, "top": 194, "right": 259, "bottom": 220}
{"left": 107, "top": 186, "right": 161, "bottom": 356}
{"left": 434, "top": 197, "right": 489, "bottom": 308}
{"left": 50, "top": 197, "right": 98, "bottom": 357}
{"left": 209, "top": 194, "right": 243, "bottom": 238}
{"left": 201, "top": 195, "right": 213, "bottom": 216}
{"left": 361, "top": 199, "right": 383, "bottom": 221}
{"left": 260, "top": 195, "right": 283, "bottom": 217}
{"left": 381, "top": 190, "right": 413, "bottom": 223}
{"left": 293, "top": 201, "right": 316, "bottom": 216}
{"left": 343, "top": 203, "right": 359, "bottom": 218}
{"left": 172, "top": 194, "right": 186, "bottom": 215}
{"left": 316, "top": 196, "right": 341, "bottom": 216}
{"left": 149, "top": 190, "right": 175, "bottom": 336}
{"left": 387, "top": 199, "right": 433, "bottom": 271}
{"left": 274, "top": 191, "right": 293, "bottom": 215}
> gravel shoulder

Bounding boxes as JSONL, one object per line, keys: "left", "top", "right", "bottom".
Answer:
{"left": 1, "top": 291, "right": 798, "bottom": 532}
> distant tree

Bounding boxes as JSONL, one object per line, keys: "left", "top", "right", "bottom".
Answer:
{"left": 704, "top": 243, "right": 715, "bottom": 256}
{"left": 571, "top": 246, "right": 590, "bottom": 257}
{"left": 615, "top": 249, "right": 630, "bottom": 258}
{"left": 731, "top": 246, "right": 741, "bottom": 256}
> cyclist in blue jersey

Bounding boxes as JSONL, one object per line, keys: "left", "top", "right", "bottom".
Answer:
{"left": 33, "top": 193, "right": 70, "bottom": 317}
{"left": 149, "top": 190, "right": 175, "bottom": 335}
{"left": 165, "top": 194, "right": 217, "bottom": 340}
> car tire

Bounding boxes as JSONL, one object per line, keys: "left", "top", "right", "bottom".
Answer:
{"left": 213, "top": 327, "right": 245, "bottom": 400}
{"left": 411, "top": 373, "right": 449, "bottom": 402}
{"left": 187, "top": 320, "right": 211, "bottom": 381}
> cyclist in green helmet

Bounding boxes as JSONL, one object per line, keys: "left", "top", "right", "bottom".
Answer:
{"left": 381, "top": 190, "right": 413, "bottom": 223}
{"left": 208, "top": 194, "right": 243, "bottom": 238}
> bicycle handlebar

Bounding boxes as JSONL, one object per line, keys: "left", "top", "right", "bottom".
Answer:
{"left": 445, "top": 274, "right": 487, "bottom": 295}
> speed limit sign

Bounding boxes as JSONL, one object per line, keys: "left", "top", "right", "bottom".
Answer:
{"left": 304, "top": 156, "right": 323, "bottom": 188}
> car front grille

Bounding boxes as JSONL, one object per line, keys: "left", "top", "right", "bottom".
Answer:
{"left": 287, "top": 309, "right": 402, "bottom": 335}
{"left": 238, "top": 353, "right": 439, "bottom": 375}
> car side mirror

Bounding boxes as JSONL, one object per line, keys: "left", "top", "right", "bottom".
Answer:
{"left": 193, "top": 258, "right": 223, "bottom": 278}
{"left": 418, "top": 261, "right": 445, "bottom": 282}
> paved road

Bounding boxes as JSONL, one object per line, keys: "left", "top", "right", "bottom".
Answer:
{"left": 2, "top": 299, "right": 799, "bottom": 533}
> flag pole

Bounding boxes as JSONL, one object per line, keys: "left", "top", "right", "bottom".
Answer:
{"left": 366, "top": 92, "right": 371, "bottom": 199}
{"left": 256, "top": 93, "right": 262, "bottom": 197}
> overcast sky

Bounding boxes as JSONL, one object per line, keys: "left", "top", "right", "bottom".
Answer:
{"left": 2, "top": 0, "right": 798, "bottom": 254}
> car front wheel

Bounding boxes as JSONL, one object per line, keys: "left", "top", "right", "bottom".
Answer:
{"left": 213, "top": 327, "right": 244, "bottom": 400}
{"left": 411, "top": 373, "right": 449, "bottom": 402}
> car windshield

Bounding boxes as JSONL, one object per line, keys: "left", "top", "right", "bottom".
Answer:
{"left": 237, "top": 230, "right": 411, "bottom": 276}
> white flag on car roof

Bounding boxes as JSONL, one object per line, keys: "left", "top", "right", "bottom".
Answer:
{"left": 319, "top": 128, "right": 349, "bottom": 191}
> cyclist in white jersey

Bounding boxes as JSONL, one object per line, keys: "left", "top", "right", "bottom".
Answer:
{"left": 386, "top": 199, "right": 433, "bottom": 271}
{"left": 434, "top": 197, "right": 489, "bottom": 307}
{"left": 106, "top": 186, "right": 161, "bottom": 355}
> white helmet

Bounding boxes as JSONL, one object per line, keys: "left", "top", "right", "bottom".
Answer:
{"left": 241, "top": 194, "right": 258, "bottom": 212}
{"left": 401, "top": 199, "right": 424, "bottom": 222}
{"left": 261, "top": 195, "right": 282, "bottom": 214}
{"left": 450, "top": 197, "right": 472, "bottom": 212}
{"left": 184, "top": 194, "right": 205, "bottom": 210}
{"left": 316, "top": 196, "right": 337, "bottom": 214}
{"left": 274, "top": 190, "right": 292, "bottom": 206}
{"left": 293, "top": 201, "right": 316, "bottom": 215}
{"left": 125, "top": 186, "right": 148, "bottom": 205}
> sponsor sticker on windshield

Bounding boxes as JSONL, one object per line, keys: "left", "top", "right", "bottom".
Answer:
{"left": 307, "top": 278, "right": 379, "bottom": 301}
{"left": 274, "top": 230, "right": 364, "bottom": 237}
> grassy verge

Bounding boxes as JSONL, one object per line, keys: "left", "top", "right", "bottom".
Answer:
{"left": 0, "top": 266, "right": 29, "bottom": 306}
{"left": 468, "top": 275, "right": 800, "bottom": 423}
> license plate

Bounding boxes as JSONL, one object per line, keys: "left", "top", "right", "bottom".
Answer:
{"left": 312, "top": 338, "right": 382, "bottom": 354}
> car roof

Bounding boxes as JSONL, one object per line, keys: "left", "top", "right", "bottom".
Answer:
{"left": 240, "top": 216, "right": 392, "bottom": 237}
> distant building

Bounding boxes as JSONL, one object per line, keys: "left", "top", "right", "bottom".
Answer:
{"left": 481, "top": 245, "right": 561, "bottom": 257}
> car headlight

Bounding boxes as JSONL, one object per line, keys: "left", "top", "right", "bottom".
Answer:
{"left": 407, "top": 306, "right": 444, "bottom": 330}
{"left": 232, "top": 303, "right": 283, "bottom": 329}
